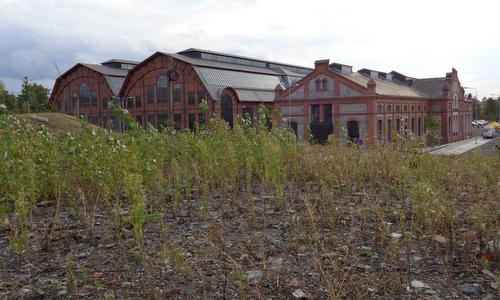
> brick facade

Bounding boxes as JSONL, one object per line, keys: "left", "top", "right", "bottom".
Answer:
{"left": 50, "top": 49, "right": 473, "bottom": 146}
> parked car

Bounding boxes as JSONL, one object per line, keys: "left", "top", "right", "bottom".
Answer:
{"left": 482, "top": 126, "right": 497, "bottom": 139}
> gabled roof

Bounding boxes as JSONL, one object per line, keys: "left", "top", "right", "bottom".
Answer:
{"left": 101, "top": 59, "right": 140, "bottom": 65}
{"left": 339, "top": 72, "right": 424, "bottom": 98}
{"left": 168, "top": 52, "right": 308, "bottom": 77}
{"left": 126, "top": 51, "right": 309, "bottom": 102}
{"left": 193, "top": 66, "right": 283, "bottom": 102}
{"left": 178, "top": 48, "right": 313, "bottom": 73}
{"left": 409, "top": 78, "right": 447, "bottom": 98}
{"left": 81, "top": 63, "right": 129, "bottom": 77}
{"left": 104, "top": 76, "right": 126, "bottom": 96}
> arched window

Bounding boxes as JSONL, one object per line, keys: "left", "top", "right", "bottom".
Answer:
{"left": 396, "top": 118, "right": 401, "bottom": 133}
{"left": 221, "top": 94, "right": 233, "bottom": 128}
{"left": 79, "top": 83, "right": 89, "bottom": 107}
{"left": 157, "top": 75, "right": 168, "bottom": 103}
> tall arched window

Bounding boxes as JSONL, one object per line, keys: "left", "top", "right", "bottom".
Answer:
{"left": 221, "top": 94, "right": 233, "bottom": 128}
{"left": 157, "top": 75, "right": 168, "bottom": 103}
{"left": 79, "top": 83, "right": 89, "bottom": 107}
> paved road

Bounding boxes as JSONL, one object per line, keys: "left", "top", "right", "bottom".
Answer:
{"left": 464, "top": 138, "right": 499, "bottom": 155}
{"left": 430, "top": 136, "right": 498, "bottom": 155}
{"left": 426, "top": 125, "right": 498, "bottom": 155}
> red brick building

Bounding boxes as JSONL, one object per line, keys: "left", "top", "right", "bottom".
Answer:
{"left": 50, "top": 48, "right": 473, "bottom": 145}
{"left": 50, "top": 59, "right": 138, "bottom": 128}
{"left": 275, "top": 59, "right": 473, "bottom": 145}
{"left": 119, "top": 48, "right": 310, "bottom": 130}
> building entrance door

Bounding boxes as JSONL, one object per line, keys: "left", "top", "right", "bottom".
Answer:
{"left": 347, "top": 120, "right": 359, "bottom": 142}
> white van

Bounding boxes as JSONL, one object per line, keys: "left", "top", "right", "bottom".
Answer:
{"left": 482, "top": 126, "right": 497, "bottom": 139}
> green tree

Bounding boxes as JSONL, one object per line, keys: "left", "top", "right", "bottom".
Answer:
{"left": 0, "top": 80, "right": 17, "bottom": 113}
{"left": 16, "top": 77, "right": 50, "bottom": 113}
{"left": 480, "top": 97, "right": 500, "bottom": 121}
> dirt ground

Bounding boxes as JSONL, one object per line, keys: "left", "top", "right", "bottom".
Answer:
{"left": 0, "top": 186, "right": 498, "bottom": 299}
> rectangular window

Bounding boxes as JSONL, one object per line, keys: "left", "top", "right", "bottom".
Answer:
{"left": 127, "top": 97, "right": 134, "bottom": 109}
{"left": 135, "top": 115, "right": 142, "bottom": 128}
{"left": 157, "top": 80, "right": 167, "bottom": 103}
{"left": 377, "top": 119, "right": 383, "bottom": 141}
{"left": 198, "top": 113, "right": 206, "bottom": 125}
{"left": 158, "top": 114, "right": 168, "bottom": 129}
{"left": 324, "top": 104, "right": 333, "bottom": 123}
{"left": 310, "top": 104, "right": 320, "bottom": 123}
{"left": 197, "top": 91, "right": 206, "bottom": 104}
{"left": 387, "top": 104, "right": 392, "bottom": 113}
{"left": 418, "top": 117, "right": 422, "bottom": 136}
{"left": 80, "top": 94, "right": 89, "bottom": 107}
{"left": 404, "top": 105, "right": 408, "bottom": 112}
{"left": 135, "top": 96, "right": 141, "bottom": 108}
{"left": 188, "top": 91, "right": 195, "bottom": 105}
{"left": 377, "top": 104, "right": 383, "bottom": 113}
{"left": 387, "top": 119, "right": 392, "bottom": 141}
{"left": 102, "top": 97, "right": 108, "bottom": 110}
{"left": 396, "top": 105, "right": 401, "bottom": 113}
{"left": 147, "top": 86, "right": 155, "bottom": 103}
{"left": 173, "top": 84, "right": 181, "bottom": 102}
{"left": 242, "top": 107, "right": 254, "bottom": 124}
{"left": 91, "top": 91, "right": 97, "bottom": 107}
{"left": 103, "top": 116, "right": 110, "bottom": 129}
{"left": 188, "top": 113, "right": 196, "bottom": 130}
{"left": 174, "top": 114, "right": 181, "bottom": 130}
{"left": 147, "top": 115, "right": 156, "bottom": 128}
{"left": 111, "top": 116, "right": 118, "bottom": 131}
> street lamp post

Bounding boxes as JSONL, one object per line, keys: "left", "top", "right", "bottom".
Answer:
{"left": 464, "top": 87, "right": 478, "bottom": 120}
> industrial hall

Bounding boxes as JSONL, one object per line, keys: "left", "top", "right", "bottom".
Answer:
{"left": 49, "top": 48, "right": 473, "bottom": 145}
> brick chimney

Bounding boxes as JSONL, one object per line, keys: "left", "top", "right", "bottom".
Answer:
{"left": 314, "top": 59, "right": 330, "bottom": 71}
{"left": 367, "top": 78, "right": 376, "bottom": 94}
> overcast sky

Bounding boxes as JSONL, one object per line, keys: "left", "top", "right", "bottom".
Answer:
{"left": 0, "top": 0, "right": 499, "bottom": 99}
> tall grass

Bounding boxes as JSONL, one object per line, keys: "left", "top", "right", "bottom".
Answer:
{"left": 0, "top": 111, "right": 498, "bottom": 297}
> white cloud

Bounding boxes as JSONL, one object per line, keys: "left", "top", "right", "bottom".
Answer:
{"left": 0, "top": 0, "right": 499, "bottom": 98}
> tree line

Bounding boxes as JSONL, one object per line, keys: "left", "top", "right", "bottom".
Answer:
{"left": 473, "top": 97, "right": 500, "bottom": 121}
{"left": 0, "top": 77, "right": 50, "bottom": 114}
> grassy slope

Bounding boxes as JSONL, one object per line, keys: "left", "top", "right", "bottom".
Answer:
{"left": 15, "top": 112, "right": 95, "bottom": 132}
